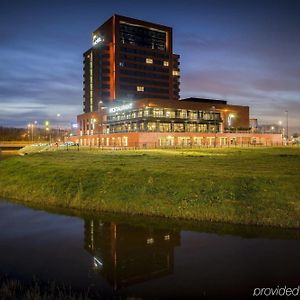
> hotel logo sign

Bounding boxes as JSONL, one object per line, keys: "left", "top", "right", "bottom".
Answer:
{"left": 109, "top": 103, "right": 133, "bottom": 114}
{"left": 93, "top": 35, "right": 104, "bottom": 46}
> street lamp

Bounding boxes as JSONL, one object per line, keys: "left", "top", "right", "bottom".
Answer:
{"left": 278, "top": 120, "right": 282, "bottom": 135}
{"left": 34, "top": 121, "right": 38, "bottom": 140}
{"left": 57, "top": 113, "right": 61, "bottom": 140}
{"left": 285, "top": 110, "right": 289, "bottom": 141}
{"left": 212, "top": 106, "right": 217, "bottom": 147}
{"left": 27, "top": 123, "right": 34, "bottom": 142}
{"left": 45, "top": 121, "right": 51, "bottom": 144}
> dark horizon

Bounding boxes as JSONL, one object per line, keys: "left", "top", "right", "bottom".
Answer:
{"left": 0, "top": 0, "right": 299, "bottom": 132}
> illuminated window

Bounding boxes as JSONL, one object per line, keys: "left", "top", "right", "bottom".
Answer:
{"left": 136, "top": 86, "right": 144, "bottom": 92}
{"left": 147, "top": 122, "right": 156, "bottom": 131}
{"left": 147, "top": 238, "right": 154, "bottom": 244}
{"left": 163, "top": 61, "right": 169, "bottom": 67}
{"left": 172, "top": 70, "right": 180, "bottom": 76}
{"left": 153, "top": 108, "right": 164, "bottom": 117}
{"left": 146, "top": 58, "right": 153, "bottom": 64}
{"left": 165, "top": 111, "right": 175, "bottom": 118}
{"left": 122, "top": 136, "right": 128, "bottom": 146}
{"left": 179, "top": 109, "right": 187, "bottom": 118}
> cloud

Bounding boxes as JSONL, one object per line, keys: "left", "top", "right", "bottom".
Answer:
{"left": 253, "top": 78, "right": 300, "bottom": 92}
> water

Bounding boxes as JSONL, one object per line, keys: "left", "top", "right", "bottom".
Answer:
{"left": 0, "top": 199, "right": 300, "bottom": 299}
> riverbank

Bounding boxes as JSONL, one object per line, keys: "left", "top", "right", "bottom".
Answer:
{"left": 0, "top": 147, "right": 300, "bottom": 228}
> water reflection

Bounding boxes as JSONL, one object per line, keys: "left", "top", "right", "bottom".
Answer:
{"left": 84, "top": 219, "right": 180, "bottom": 290}
{"left": 1, "top": 199, "right": 300, "bottom": 299}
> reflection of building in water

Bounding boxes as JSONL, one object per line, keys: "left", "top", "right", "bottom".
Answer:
{"left": 84, "top": 219, "right": 180, "bottom": 289}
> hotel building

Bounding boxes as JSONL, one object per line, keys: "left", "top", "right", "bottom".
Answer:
{"left": 71, "top": 15, "right": 282, "bottom": 147}
{"left": 83, "top": 15, "right": 179, "bottom": 113}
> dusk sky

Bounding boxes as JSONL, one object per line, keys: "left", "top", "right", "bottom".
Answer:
{"left": 0, "top": 0, "right": 299, "bottom": 132}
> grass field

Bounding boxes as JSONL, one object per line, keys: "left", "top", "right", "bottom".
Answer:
{"left": 0, "top": 147, "right": 300, "bottom": 228}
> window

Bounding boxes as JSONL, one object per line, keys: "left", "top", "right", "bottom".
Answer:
{"left": 178, "top": 137, "right": 191, "bottom": 146}
{"left": 147, "top": 122, "right": 156, "bottom": 132}
{"left": 186, "top": 124, "right": 197, "bottom": 132}
{"left": 153, "top": 109, "right": 164, "bottom": 117}
{"left": 146, "top": 58, "right": 153, "bottom": 64}
{"left": 179, "top": 109, "right": 187, "bottom": 119}
{"left": 122, "top": 136, "right": 128, "bottom": 146}
{"left": 137, "top": 86, "right": 144, "bottom": 92}
{"left": 172, "top": 70, "right": 180, "bottom": 76}
{"left": 189, "top": 110, "right": 198, "bottom": 120}
{"left": 159, "top": 123, "right": 171, "bottom": 132}
{"left": 159, "top": 136, "right": 174, "bottom": 146}
{"left": 173, "top": 124, "right": 184, "bottom": 132}
{"left": 165, "top": 110, "right": 175, "bottom": 118}
{"left": 163, "top": 61, "right": 169, "bottom": 67}
{"left": 198, "top": 124, "right": 207, "bottom": 132}
{"left": 194, "top": 137, "right": 204, "bottom": 146}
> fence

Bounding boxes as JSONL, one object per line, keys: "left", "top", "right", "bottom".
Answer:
{"left": 61, "top": 141, "right": 298, "bottom": 152}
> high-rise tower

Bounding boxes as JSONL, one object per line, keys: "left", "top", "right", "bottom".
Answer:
{"left": 83, "top": 15, "right": 180, "bottom": 113}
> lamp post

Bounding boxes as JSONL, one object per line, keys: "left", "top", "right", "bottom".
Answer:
{"left": 285, "top": 110, "right": 289, "bottom": 141}
{"left": 278, "top": 120, "right": 282, "bottom": 135}
{"left": 45, "top": 121, "right": 51, "bottom": 144}
{"left": 57, "top": 113, "right": 61, "bottom": 141}
{"left": 27, "top": 123, "right": 36, "bottom": 142}
{"left": 34, "top": 120, "right": 38, "bottom": 140}
{"left": 212, "top": 106, "right": 217, "bottom": 148}
{"left": 27, "top": 123, "right": 32, "bottom": 141}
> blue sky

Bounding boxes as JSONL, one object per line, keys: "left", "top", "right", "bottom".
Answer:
{"left": 0, "top": 0, "right": 299, "bottom": 132}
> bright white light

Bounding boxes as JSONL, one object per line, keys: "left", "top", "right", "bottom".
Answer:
{"left": 109, "top": 103, "right": 133, "bottom": 113}
{"left": 147, "top": 238, "right": 154, "bottom": 244}
{"left": 228, "top": 114, "right": 235, "bottom": 127}
{"left": 72, "top": 123, "right": 78, "bottom": 128}
{"left": 93, "top": 35, "right": 104, "bottom": 46}
{"left": 93, "top": 257, "right": 103, "bottom": 268}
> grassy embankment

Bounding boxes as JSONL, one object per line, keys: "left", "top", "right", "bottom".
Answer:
{"left": 0, "top": 146, "right": 300, "bottom": 228}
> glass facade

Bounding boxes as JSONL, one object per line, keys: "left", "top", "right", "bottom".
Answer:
{"left": 106, "top": 107, "right": 221, "bottom": 133}
{"left": 120, "top": 22, "right": 167, "bottom": 51}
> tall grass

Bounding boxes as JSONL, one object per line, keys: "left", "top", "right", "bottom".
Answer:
{"left": 0, "top": 147, "right": 300, "bottom": 228}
